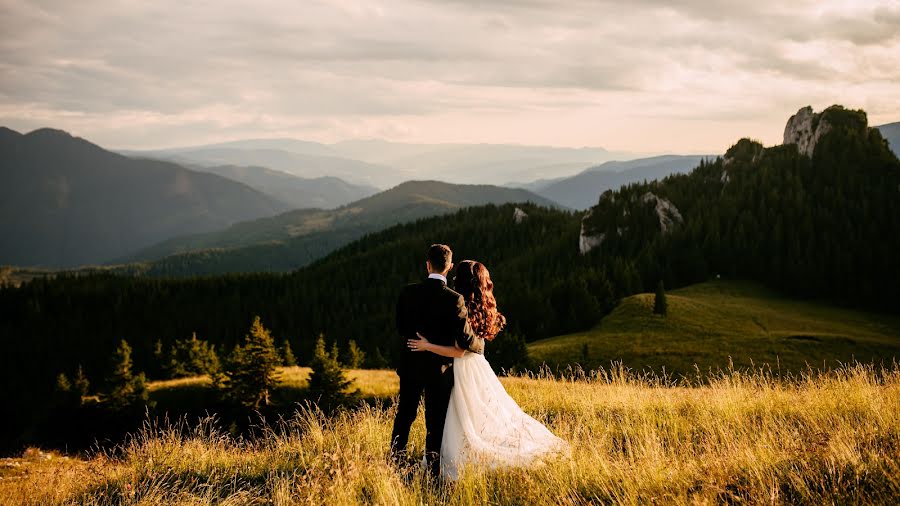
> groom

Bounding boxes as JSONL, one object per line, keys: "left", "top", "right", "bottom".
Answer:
{"left": 390, "top": 243, "right": 479, "bottom": 478}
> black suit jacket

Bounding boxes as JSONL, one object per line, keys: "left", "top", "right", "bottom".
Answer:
{"left": 396, "top": 277, "right": 483, "bottom": 378}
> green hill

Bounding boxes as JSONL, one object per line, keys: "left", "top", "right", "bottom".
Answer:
{"left": 579, "top": 105, "right": 900, "bottom": 311}
{"left": 530, "top": 280, "right": 900, "bottom": 376}
{"left": 120, "top": 180, "right": 560, "bottom": 275}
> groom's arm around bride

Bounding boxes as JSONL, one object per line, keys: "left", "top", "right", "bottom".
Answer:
{"left": 389, "top": 243, "right": 478, "bottom": 477}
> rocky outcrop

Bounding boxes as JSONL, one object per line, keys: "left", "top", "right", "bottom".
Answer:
{"left": 513, "top": 207, "right": 528, "bottom": 224}
{"left": 579, "top": 210, "right": 604, "bottom": 255}
{"left": 783, "top": 106, "right": 832, "bottom": 158}
{"left": 641, "top": 192, "right": 683, "bottom": 234}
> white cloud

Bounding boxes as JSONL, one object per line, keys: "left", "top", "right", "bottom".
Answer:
{"left": 0, "top": 0, "right": 898, "bottom": 153}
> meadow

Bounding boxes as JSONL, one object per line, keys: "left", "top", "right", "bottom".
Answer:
{"left": 2, "top": 363, "right": 898, "bottom": 505}
{"left": 530, "top": 280, "right": 900, "bottom": 376}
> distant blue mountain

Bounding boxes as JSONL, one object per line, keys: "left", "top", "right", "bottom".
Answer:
{"left": 520, "top": 155, "right": 713, "bottom": 210}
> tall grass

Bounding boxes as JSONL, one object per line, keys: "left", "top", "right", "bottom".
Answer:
{"left": 3, "top": 363, "right": 899, "bottom": 505}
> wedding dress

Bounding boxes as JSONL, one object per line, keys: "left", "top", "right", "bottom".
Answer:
{"left": 440, "top": 351, "right": 568, "bottom": 480}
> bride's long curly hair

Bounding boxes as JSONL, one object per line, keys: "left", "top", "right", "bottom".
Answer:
{"left": 453, "top": 260, "right": 506, "bottom": 341}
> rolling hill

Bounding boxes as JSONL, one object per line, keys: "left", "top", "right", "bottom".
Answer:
{"left": 183, "top": 164, "right": 378, "bottom": 210}
{"left": 529, "top": 279, "right": 900, "bottom": 376}
{"left": 523, "top": 155, "right": 713, "bottom": 209}
{"left": 121, "top": 181, "right": 561, "bottom": 273}
{"left": 0, "top": 127, "right": 288, "bottom": 268}
{"left": 123, "top": 146, "right": 402, "bottom": 187}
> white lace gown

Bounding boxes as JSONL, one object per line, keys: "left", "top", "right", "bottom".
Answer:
{"left": 440, "top": 352, "right": 569, "bottom": 480}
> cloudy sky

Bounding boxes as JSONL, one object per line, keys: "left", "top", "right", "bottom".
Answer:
{"left": 1, "top": 0, "right": 899, "bottom": 153}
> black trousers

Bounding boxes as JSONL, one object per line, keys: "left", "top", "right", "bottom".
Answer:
{"left": 390, "top": 366, "right": 453, "bottom": 476}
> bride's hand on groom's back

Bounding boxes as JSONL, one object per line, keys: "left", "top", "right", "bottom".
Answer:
{"left": 408, "top": 332, "right": 431, "bottom": 352}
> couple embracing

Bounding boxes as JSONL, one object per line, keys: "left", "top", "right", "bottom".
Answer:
{"left": 390, "top": 244, "right": 567, "bottom": 481}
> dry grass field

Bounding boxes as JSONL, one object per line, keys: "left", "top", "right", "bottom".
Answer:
{"left": 2, "top": 364, "right": 898, "bottom": 505}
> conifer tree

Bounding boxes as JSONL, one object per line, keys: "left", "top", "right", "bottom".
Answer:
{"left": 73, "top": 365, "right": 90, "bottom": 399}
{"left": 55, "top": 372, "right": 77, "bottom": 407}
{"left": 105, "top": 339, "right": 149, "bottom": 410}
{"left": 342, "top": 340, "right": 365, "bottom": 369}
{"left": 307, "top": 335, "right": 356, "bottom": 408}
{"left": 280, "top": 339, "right": 297, "bottom": 367}
{"left": 167, "top": 332, "right": 220, "bottom": 378}
{"left": 654, "top": 280, "right": 668, "bottom": 316}
{"left": 222, "top": 316, "right": 281, "bottom": 409}
{"left": 330, "top": 341, "right": 341, "bottom": 362}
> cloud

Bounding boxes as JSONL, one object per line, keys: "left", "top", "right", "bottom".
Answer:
{"left": 0, "top": 0, "right": 898, "bottom": 153}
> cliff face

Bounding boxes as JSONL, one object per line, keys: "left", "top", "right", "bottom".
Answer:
{"left": 783, "top": 106, "right": 831, "bottom": 158}
{"left": 783, "top": 105, "right": 870, "bottom": 158}
{"left": 579, "top": 209, "right": 604, "bottom": 255}
{"left": 578, "top": 190, "right": 682, "bottom": 255}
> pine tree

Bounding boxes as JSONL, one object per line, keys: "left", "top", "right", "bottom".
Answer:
{"left": 222, "top": 316, "right": 282, "bottom": 409}
{"left": 342, "top": 340, "right": 365, "bottom": 369}
{"left": 330, "top": 341, "right": 341, "bottom": 362}
{"left": 73, "top": 365, "right": 90, "bottom": 399}
{"left": 165, "top": 333, "right": 220, "bottom": 378}
{"left": 152, "top": 339, "right": 166, "bottom": 378}
{"left": 105, "top": 339, "right": 149, "bottom": 410}
{"left": 654, "top": 280, "right": 668, "bottom": 316}
{"left": 56, "top": 372, "right": 71, "bottom": 391}
{"left": 280, "top": 339, "right": 297, "bottom": 367}
{"left": 307, "top": 335, "right": 356, "bottom": 408}
{"left": 55, "top": 372, "right": 75, "bottom": 406}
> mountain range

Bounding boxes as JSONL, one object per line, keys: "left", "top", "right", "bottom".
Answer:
{"left": 0, "top": 128, "right": 288, "bottom": 268}
{"left": 123, "top": 138, "right": 626, "bottom": 188}
{"left": 179, "top": 164, "right": 378, "bottom": 210}
{"left": 519, "top": 155, "right": 712, "bottom": 209}
{"left": 120, "top": 180, "right": 559, "bottom": 275}
{"left": 5, "top": 117, "right": 897, "bottom": 271}
{"left": 877, "top": 122, "right": 900, "bottom": 156}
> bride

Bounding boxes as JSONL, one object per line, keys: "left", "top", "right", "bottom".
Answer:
{"left": 407, "top": 260, "right": 568, "bottom": 481}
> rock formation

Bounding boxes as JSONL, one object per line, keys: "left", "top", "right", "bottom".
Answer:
{"left": 783, "top": 106, "right": 832, "bottom": 158}
{"left": 513, "top": 207, "right": 528, "bottom": 224}
{"left": 641, "top": 192, "right": 683, "bottom": 234}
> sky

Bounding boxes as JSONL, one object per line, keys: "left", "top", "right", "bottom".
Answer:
{"left": 1, "top": 0, "right": 899, "bottom": 154}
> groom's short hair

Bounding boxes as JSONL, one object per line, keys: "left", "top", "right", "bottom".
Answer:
{"left": 428, "top": 244, "right": 453, "bottom": 272}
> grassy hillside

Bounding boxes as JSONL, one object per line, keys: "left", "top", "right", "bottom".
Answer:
{"left": 530, "top": 280, "right": 900, "bottom": 376}
{"left": 3, "top": 364, "right": 898, "bottom": 504}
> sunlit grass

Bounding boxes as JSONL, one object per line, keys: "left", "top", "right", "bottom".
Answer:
{"left": 3, "top": 364, "right": 899, "bottom": 505}
{"left": 530, "top": 280, "right": 900, "bottom": 375}
{"left": 277, "top": 366, "right": 399, "bottom": 399}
